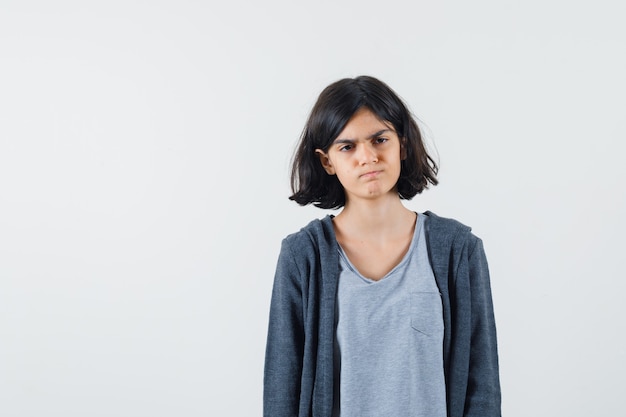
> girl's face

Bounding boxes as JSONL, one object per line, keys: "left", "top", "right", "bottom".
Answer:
{"left": 315, "top": 107, "right": 404, "bottom": 205}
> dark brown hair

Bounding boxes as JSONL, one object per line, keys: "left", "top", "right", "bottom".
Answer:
{"left": 289, "top": 75, "right": 438, "bottom": 209}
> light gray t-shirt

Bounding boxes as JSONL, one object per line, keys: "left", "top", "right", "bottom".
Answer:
{"left": 333, "top": 213, "right": 446, "bottom": 417}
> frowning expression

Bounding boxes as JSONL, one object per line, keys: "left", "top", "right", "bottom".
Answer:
{"left": 315, "top": 107, "right": 404, "bottom": 204}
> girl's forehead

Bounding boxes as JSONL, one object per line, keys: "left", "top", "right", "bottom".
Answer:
{"left": 337, "top": 108, "right": 395, "bottom": 137}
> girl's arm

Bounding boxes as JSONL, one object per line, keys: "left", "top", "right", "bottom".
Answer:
{"left": 465, "top": 238, "right": 502, "bottom": 416}
{"left": 263, "top": 239, "right": 305, "bottom": 417}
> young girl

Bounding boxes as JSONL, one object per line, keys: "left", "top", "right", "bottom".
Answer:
{"left": 264, "top": 76, "right": 501, "bottom": 417}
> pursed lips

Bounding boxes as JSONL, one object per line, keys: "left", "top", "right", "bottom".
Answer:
{"left": 359, "top": 170, "right": 382, "bottom": 178}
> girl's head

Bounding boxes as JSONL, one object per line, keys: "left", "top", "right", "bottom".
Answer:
{"left": 289, "top": 75, "right": 438, "bottom": 209}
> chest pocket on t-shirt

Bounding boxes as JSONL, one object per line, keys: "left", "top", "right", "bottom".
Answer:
{"left": 409, "top": 291, "right": 444, "bottom": 336}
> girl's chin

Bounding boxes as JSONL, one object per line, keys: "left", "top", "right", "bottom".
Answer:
{"left": 345, "top": 188, "right": 398, "bottom": 202}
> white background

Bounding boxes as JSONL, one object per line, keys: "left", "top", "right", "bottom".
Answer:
{"left": 1, "top": 1, "right": 625, "bottom": 416}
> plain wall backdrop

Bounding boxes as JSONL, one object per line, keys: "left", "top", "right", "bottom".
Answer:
{"left": 1, "top": 1, "right": 625, "bottom": 416}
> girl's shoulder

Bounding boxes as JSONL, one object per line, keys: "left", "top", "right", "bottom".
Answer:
{"left": 423, "top": 211, "right": 481, "bottom": 250}
{"left": 423, "top": 211, "right": 472, "bottom": 234}
{"left": 281, "top": 215, "right": 337, "bottom": 252}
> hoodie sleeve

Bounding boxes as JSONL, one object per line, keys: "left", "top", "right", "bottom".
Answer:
{"left": 464, "top": 238, "right": 502, "bottom": 416}
{"left": 263, "top": 237, "right": 305, "bottom": 417}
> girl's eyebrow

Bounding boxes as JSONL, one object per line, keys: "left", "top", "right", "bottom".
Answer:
{"left": 333, "top": 129, "right": 392, "bottom": 144}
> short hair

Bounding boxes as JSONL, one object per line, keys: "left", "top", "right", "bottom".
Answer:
{"left": 289, "top": 75, "right": 438, "bottom": 209}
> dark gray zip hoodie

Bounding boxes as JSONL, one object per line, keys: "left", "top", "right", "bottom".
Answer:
{"left": 264, "top": 211, "right": 501, "bottom": 417}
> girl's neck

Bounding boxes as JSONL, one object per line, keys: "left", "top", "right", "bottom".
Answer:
{"left": 333, "top": 193, "right": 416, "bottom": 239}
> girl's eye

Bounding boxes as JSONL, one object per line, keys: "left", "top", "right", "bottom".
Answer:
{"left": 374, "top": 137, "right": 388, "bottom": 144}
{"left": 339, "top": 144, "right": 353, "bottom": 152}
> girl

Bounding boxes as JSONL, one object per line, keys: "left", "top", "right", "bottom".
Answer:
{"left": 264, "top": 76, "right": 501, "bottom": 417}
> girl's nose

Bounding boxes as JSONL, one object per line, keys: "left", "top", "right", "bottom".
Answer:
{"left": 357, "top": 144, "right": 378, "bottom": 165}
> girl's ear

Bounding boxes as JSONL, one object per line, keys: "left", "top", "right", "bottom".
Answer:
{"left": 315, "top": 149, "right": 336, "bottom": 175}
